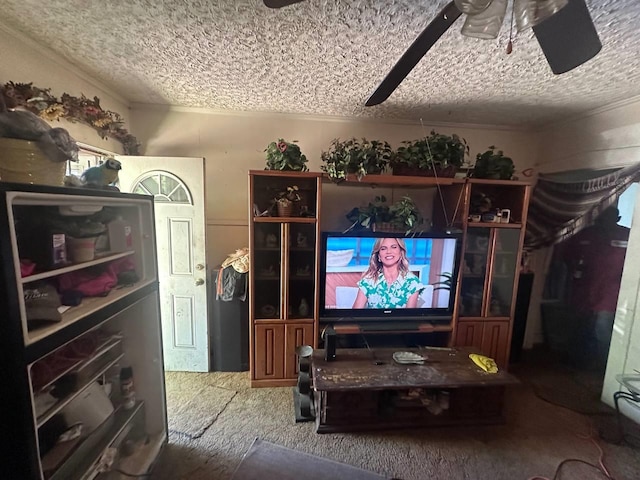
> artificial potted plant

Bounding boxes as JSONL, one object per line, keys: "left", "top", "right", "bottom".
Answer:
{"left": 345, "top": 195, "right": 390, "bottom": 230}
{"left": 272, "top": 185, "right": 301, "bottom": 217}
{"left": 345, "top": 195, "right": 425, "bottom": 234}
{"left": 385, "top": 196, "right": 425, "bottom": 233}
{"left": 471, "top": 146, "right": 515, "bottom": 180}
{"left": 392, "top": 130, "right": 468, "bottom": 177}
{"left": 321, "top": 138, "right": 392, "bottom": 183}
{"left": 264, "top": 139, "right": 308, "bottom": 171}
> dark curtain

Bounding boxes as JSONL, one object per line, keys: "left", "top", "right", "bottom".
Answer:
{"left": 525, "top": 163, "right": 640, "bottom": 250}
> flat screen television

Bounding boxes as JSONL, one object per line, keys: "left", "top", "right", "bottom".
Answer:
{"left": 319, "top": 230, "right": 462, "bottom": 323}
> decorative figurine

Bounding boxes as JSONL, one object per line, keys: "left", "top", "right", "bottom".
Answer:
{"left": 297, "top": 232, "right": 308, "bottom": 248}
{"left": 298, "top": 298, "right": 309, "bottom": 317}
{"left": 81, "top": 158, "right": 122, "bottom": 188}
{"left": 265, "top": 233, "right": 278, "bottom": 248}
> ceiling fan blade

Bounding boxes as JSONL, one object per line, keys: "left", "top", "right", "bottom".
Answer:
{"left": 365, "top": 1, "right": 462, "bottom": 107}
{"left": 533, "top": 0, "right": 602, "bottom": 74}
{"left": 263, "top": 0, "right": 306, "bottom": 8}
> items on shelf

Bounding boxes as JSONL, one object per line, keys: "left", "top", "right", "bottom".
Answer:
{"left": 120, "top": 366, "right": 136, "bottom": 410}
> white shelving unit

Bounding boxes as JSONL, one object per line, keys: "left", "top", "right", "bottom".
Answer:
{"left": 0, "top": 183, "right": 167, "bottom": 480}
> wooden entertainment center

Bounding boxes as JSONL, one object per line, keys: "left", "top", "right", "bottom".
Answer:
{"left": 248, "top": 170, "right": 531, "bottom": 388}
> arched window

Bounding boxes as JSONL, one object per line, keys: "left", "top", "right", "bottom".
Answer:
{"left": 132, "top": 171, "right": 193, "bottom": 204}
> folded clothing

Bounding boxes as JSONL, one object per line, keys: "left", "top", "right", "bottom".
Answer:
{"left": 24, "top": 283, "right": 62, "bottom": 324}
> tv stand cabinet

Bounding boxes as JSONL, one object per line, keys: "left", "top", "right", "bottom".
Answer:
{"left": 311, "top": 347, "right": 518, "bottom": 433}
{"left": 248, "top": 171, "right": 531, "bottom": 386}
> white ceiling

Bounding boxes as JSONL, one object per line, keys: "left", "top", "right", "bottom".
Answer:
{"left": 2, "top": 0, "right": 639, "bottom": 128}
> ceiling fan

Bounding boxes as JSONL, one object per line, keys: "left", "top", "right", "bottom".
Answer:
{"left": 264, "top": 0, "right": 601, "bottom": 107}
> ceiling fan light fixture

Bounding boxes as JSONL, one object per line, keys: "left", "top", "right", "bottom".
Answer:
{"left": 454, "top": 0, "right": 493, "bottom": 15}
{"left": 461, "top": 0, "right": 508, "bottom": 39}
{"left": 514, "top": 0, "right": 569, "bottom": 32}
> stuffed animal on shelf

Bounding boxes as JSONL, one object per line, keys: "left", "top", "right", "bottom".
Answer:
{"left": 81, "top": 158, "right": 122, "bottom": 188}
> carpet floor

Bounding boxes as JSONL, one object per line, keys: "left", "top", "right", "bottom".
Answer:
{"left": 151, "top": 364, "right": 640, "bottom": 480}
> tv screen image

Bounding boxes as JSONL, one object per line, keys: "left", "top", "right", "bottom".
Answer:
{"left": 320, "top": 231, "right": 461, "bottom": 322}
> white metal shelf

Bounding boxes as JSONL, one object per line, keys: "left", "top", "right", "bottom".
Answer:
{"left": 22, "top": 251, "right": 135, "bottom": 284}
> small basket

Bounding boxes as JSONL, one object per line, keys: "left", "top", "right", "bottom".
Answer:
{"left": 0, "top": 138, "right": 66, "bottom": 186}
{"left": 277, "top": 202, "right": 294, "bottom": 217}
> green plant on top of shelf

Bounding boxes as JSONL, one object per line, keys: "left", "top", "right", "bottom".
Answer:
{"left": 321, "top": 137, "right": 392, "bottom": 182}
{"left": 265, "top": 139, "right": 308, "bottom": 171}
{"left": 471, "top": 146, "right": 515, "bottom": 180}
{"left": 392, "top": 130, "right": 468, "bottom": 176}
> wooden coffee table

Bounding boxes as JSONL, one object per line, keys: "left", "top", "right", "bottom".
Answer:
{"left": 311, "top": 347, "right": 518, "bottom": 433}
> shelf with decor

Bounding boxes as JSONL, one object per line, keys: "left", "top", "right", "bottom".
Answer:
{"left": 249, "top": 171, "right": 322, "bottom": 387}
{"left": 453, "top": 180, "right": 532, "bottom": 367}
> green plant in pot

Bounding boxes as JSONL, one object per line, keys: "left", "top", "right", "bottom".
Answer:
{"left": 345, "top": 195, "right": 390, "bottom": 230}
{"left": 321, "top": 138, "right": 392, "bottom": 182}
{"left": 471, "top": 146, "right": 515, "bottom": 180}
{"left": 345, "top": 195, "right": 425, "bottom": 234}
{"left": 392, "top": 130, "right": 468, "bottom": 177}
{"left": 386, "top": 196, "right": 425, "bottom": 234}
{"left": 265, "top": 139, "right": 308, "bottom": 171}
{"left": 272, "top": 185, "right": 301, "bottom": 217}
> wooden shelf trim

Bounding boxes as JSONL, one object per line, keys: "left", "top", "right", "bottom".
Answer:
{"left": 323, "top": 173, "right": 465, "bottom": 187}
{"left": 331, "top": 323, "right": 453, "bottom": 334}
{"left": 254, "top": 216, "right": 317, "bottom": 224}
{"left": 466, "top": 222, "right": 523, "bottom": 229}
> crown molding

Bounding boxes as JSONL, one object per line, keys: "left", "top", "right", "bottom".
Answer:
{"left": 131, "top": 102, "right": 529, "bottom": 133}
{"left": 536, "top": 94, "right": 640, "bottom": 132}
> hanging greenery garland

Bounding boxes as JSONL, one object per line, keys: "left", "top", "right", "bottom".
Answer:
{"left": 1, "top": 81, "right": 140, "bottom": 154}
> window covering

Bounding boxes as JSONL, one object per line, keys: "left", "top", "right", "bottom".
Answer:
{"left": 525, "top": 163, "right": 640, "bottom": 249}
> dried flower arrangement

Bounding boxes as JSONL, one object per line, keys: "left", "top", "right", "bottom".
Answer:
{"left": 1, "top": 82, "right": 140, "bottom": 154}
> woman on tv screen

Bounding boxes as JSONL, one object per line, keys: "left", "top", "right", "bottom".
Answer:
{"left": 352, "top": 237, "right": 424, "bottom": 309}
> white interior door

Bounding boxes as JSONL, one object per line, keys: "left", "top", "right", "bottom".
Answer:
{"left": 117, "top": 156, "right": 209, "bottom": 372}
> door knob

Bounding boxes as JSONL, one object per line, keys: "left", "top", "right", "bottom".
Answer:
{"left": 195, "top": 278, "right": 205, "bottom": 286}
{"left": 196, "top": 263, "right": 205, "bottom": 270}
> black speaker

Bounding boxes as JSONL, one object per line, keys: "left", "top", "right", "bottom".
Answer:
{"left": 324, "top": 327, "right": 337, "bottom": 362}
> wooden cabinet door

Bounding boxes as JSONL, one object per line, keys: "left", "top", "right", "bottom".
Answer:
{"left": 284, "top": 323, "right": 315, "bottom": 379}
{"left": 253, "top": 324, "right": 285, "bottom": 380}
{"left": 456, "top": 320, "right": 510, "bottom": 367}
{"left": 481, "top": 321, "right": 510, "bottom": 367}
{"left": 455, "top": 321, "right": 484, "bottom": 349}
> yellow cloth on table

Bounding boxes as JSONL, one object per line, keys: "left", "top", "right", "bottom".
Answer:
{"left": 469, "top": 353, "right": 498, "bottom": 373}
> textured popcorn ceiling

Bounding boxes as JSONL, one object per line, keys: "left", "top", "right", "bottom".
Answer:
{"left": 1, "top": 0, "right": 639, "bottom": 127}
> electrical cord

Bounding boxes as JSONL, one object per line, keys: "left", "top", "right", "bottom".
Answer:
{"left": 523, "top": 380, "right": 616, "bottom": 480}
{"left": 527, "top": 420, "right": 614, "bottom": 480}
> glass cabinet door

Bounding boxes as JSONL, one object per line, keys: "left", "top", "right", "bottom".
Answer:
{"left": 253, "top": 223, "right": 282, "bottom": 319}
{"left": 459, "top": 227, "right": 521, "bottom": 318}
{"left": 288, "top": 223, "right": 316, "bottom": 319}
{"left": 459, "top": 228, "right": 490, "bottom": 317}
{"left": 487, "top": 229, "right": 520, "bottom": 317}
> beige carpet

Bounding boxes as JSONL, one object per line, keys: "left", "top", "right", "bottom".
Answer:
{"left": 166, "top": 382, "right": 237, "bottom": 438}
{"left": 152, "top": 370, "right": 640, "bottom": 480}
